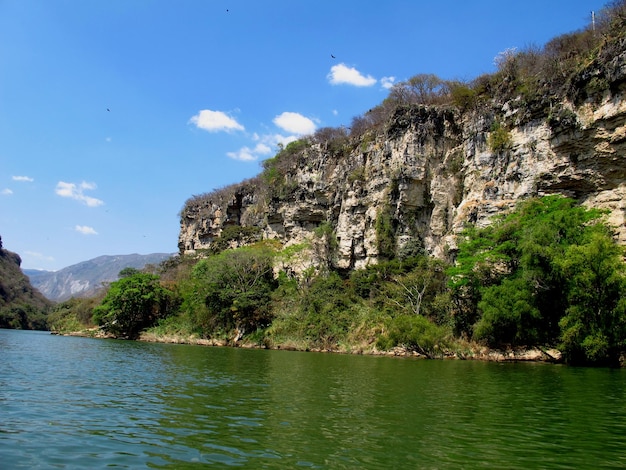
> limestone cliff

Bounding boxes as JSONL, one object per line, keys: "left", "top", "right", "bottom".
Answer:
{"left": 179, "top": 37, "right": 626, "bottom": 272}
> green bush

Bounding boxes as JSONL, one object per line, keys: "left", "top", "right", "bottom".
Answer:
{"left": 375, "top": 205, "right": 396, "bottom": 260}
{"left": 377, "top": 315, "right": 450, "bottom": 358}
{"left": 487, "top": 120, "right": 512, "bottom": 153}
{"left": 93, "top": 273, "right": 172, "bottom": 339}
{"left": 449, "top": 82, "right": 477, "bottom": 110}
{"left": 210, "top": 225, "right": 262, "bottom": 254}
{"left": 48, "top": 296, "right": 100, "bottom": 333}
{"left": 188, "top": 245, "right": 277, "bottom": 336}
{"left": 450, "top": 195, "right": 626, "bottom": 363}
{"left": 558, "top": 231, "right": 626, "bottom": 365}
{"left": 474, "top": 277, "right": 541, "bottom": 346}
{"left": 0, "top": 304, "right": 47, "bottom": 330}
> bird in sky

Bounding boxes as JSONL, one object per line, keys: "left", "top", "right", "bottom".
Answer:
{"left": 331, "top": 54, "right": 336, "bottom": 59}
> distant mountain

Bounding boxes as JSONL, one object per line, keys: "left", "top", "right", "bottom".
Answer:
{"left": 24, "top": 253, "right": 174, "bottom": 302}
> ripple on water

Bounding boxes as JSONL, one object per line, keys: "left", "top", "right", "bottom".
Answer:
{"left": 2, "top": 331, "right": 626, "bottom": 469}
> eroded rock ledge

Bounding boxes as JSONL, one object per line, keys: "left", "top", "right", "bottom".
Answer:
{"left": 179, "top": 78, "right": 626, "bottom": 271}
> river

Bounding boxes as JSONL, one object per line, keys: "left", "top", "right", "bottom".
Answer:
{"left": 1, "top": 329, "right": 625, "bottom": 468}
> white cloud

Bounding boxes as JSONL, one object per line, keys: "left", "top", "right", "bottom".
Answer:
{"left": 327, "top": 63, "right": 376, "bottom": 87}
{"left": 189, "top": 109, "right": 244, "bottom": 132}
{"left": 254, "top": 143, "right": 272, "bottom": 155}
{"left": 274, "top": 134, "right": 299, "bottom": 148}
{"left": 261, "top": 133, "right": 298, "bottom": 149}
{"left": 227, "top": 142, "right": 275, "bottom": 162}
{"left": 12, "top": 175, "right": 34, "bottom": 182}
{"left": 227, "top": 147, "right": 257, "bottom": 162}
{"left": 2, "top": 188, "right": 13, "bottom": 195}
{"left": 75, "top": 225, "right": 98, "bottom": 235}
{"left": 380, "top": 76, "right": 396, "bottom": 89}
{"left": 224, "top": 117, "right": 314, "bottom": 164}
{"left": 273, "top": 112, "right": 317, "bottom": 135}
{"left": 55, "top": 181, "right": 104, "bottom": 207}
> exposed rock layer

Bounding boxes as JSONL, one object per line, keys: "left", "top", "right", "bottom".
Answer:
{"left": 179, "top": 53, "right": 626, "bottom": 271}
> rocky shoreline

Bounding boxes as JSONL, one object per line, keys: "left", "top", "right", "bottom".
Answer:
{"left": 56, "top": 328, "right": 565, "bottom": 364}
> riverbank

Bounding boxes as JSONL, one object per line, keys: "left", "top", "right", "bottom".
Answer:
{"left": 136, "top": 330, "right": 564, "bottom": 364}
{"left": 54, "top": 328, "right": 564, "bottom": 363}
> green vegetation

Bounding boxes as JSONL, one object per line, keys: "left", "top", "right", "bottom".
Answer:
{"left": 53, "top": 4, "right": 626, "bottom": 366}
{"left": 210, "top": 225, "right": 263, "bottom": 254}
{"left": 60, "top": 196, "right": 626, "bottom": 366}
{"left": 179, "top": 244, "right": 277, "bottom": 337}
{"left": 48, "top": 296, "right": 101, "bottom": 333}
{"left": 487, "top": 120, "right": 512, "bottom": 153}
{"left": 93, "top": 272, "right": 174, "bottom": 339}
{"left": 375, "top": 205, "right": 396, "bottom": 260}
{"left": 0, "top": 235, "right": 51, "bottom": 330}
{"left": 450, "top": 196, "right": 626, "bottom": 365}
{"left": 0, "top": 304, "right": 48, "bottom": 330}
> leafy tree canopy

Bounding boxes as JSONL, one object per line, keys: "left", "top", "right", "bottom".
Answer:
{"left": 186, "top": 245, "right": 277, "bottom": 336}
{"left": 449, "top": 196, "right": 626, "bottom": 364}
{"left": 93, "top": 272, "right": 172, "bottom": 339}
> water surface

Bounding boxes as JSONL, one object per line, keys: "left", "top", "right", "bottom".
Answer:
{"left": 1, "top": 329, "right": 625, "bottom": 468}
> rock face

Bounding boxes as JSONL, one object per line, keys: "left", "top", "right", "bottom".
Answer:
{"left": 0, "top": 237, "right": 51, "bottom": 314}
{"left": 179, "top": 50, "right": 626, "bottom": 272}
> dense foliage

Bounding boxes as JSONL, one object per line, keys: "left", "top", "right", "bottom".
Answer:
{"left": 57, "top": 3, "right": 626, "bottom": 366}
{"left": 450, "top": 196, "right": 626, "bottom": 365}
{"left": 180, "top": 244, "right": 277, "bottom": 337}
{"left": 0, "top": 236, "right": 51, "bottom": 330}
{"left": 93, "top": 272, "right": 174, "bottom": 339}
{"left": 63, "top": 197, "right": 626, "bottom": 366}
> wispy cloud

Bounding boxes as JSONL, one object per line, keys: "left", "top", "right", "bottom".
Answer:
{"left": 327, "top": 63, "right": 376, "bottom": 87}
{"left": 75, "top": 225, "right": 98, "bottom": 235}
{"left": 2, "top": 188, "right": 13, "bottom": 195}
{"left": 223, "top": 111, "right": 315, "bottom": 162}
{"left": 227, "top": 142, "right": 274, "bottom": 162}
{"left": 189, "top": 109, "right": 244, "bottom": 132}
{"left": 273, "top": 112, "right": 317, "bottom": 135}
{"left": 55, "top": 181, "right": 104, "bottom": 207}
{"left": 12, "top": 175, "right": 34, "bottom": 182}
{"left": 380, "top": 76, "right": 396, "bottom": 89}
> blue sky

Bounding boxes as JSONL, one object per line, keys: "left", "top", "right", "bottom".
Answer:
{"left": 0, "top": 0, "right": 607, "bottom": 271}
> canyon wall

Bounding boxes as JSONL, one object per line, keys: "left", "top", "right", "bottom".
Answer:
{"left": 179, "top": 49, "right": 626, "bottom": 272}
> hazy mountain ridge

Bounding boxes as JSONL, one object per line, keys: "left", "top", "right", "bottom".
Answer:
{"left": 24, "top": 253, "right": 174, "bottom": 302}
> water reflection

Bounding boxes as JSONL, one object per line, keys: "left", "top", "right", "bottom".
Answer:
{"left": 2, "top": 330, "right": 626, "bottom": 469}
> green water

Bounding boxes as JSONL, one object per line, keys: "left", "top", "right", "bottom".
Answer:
{"left": 1, "top": 329, "right": 625, "bottom": 468}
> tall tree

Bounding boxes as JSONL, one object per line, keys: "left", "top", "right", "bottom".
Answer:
{"left": 449, "top": 196, "right": 626, "bottom": 363}
{"left": 94, "top": 272, "right": 172, "bottom": 339}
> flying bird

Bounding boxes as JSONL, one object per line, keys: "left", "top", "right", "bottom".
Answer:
{"left": 331, "top": 54, "right": 336, "bottom": 59}
{"left": 107, "top": 108, "right": 110, "bottom": 112}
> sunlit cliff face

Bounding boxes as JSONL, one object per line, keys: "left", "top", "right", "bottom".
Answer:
{"left": 179, "top": 56, "right": 626, "bottom": 273}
